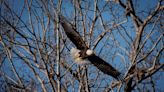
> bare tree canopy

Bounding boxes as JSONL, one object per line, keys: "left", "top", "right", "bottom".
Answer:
{"left": 0, "top": 0, "right": 163, "bottom": 92}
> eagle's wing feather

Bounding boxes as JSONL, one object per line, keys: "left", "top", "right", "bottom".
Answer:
{"left": 87, "top": 55, "right": 123, "bottom": 80}
{"left": 59, "top": 15, "right": 87, "bottom": 50}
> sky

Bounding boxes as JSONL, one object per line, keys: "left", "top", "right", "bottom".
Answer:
{"left": 0, "top": 0, "right": 163, "bottom": 91}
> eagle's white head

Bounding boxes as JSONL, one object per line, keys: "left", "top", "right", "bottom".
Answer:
{"left": 70, "top": 48, "right": 93, "bottom": 64}
{"left": 86, "top": 49, "right": 94, "bottom": 56}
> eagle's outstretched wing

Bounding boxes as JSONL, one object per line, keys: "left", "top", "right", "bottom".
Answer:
{"left": 87, "top": 55, "right": 123, "bottom": 80}
{"left": 59, "top": 15, "right": 87, "bottom": 50}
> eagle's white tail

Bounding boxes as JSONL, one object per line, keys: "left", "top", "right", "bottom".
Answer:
{"left": 70, "top": 48, "right": 90, "bottom": 64}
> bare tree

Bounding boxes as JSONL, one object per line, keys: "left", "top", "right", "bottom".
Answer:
{"left": 0, "top": 0, "right": 163, "bottom": 92}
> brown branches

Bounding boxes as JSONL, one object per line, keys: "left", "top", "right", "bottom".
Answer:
{"left": 0, "top": 0, "right": 163, "bottom": 92}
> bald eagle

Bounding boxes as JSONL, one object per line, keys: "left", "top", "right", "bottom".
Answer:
{"left": 59, "top": 14, "right": 123, "bottom": 81}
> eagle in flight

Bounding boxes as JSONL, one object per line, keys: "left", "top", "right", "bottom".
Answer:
{"left": 59, "top": 15, "right": 123, "bottom": 80}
